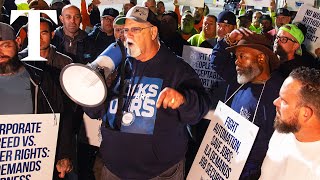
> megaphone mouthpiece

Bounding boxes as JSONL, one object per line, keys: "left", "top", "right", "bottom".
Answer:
{"left": 89, "top": 41, "right": 123, "bottom": 70}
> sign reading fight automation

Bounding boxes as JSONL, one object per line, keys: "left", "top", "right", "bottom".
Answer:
{"left": 0, "top": 114, "right": 60, "bottom": 180}
{"left": 187, "top": 102, "right": 258, "bottom": 180}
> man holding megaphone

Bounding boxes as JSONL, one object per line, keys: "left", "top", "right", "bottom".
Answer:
{"left": 62, "top": 5, "right": 211, "bottom": 179}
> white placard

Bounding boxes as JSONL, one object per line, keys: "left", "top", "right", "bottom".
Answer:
{"left": 245, "top": 0, "right": 271, "bottom": 8}
{"left": 79, "top": 113, "right": 102, "bottom": 147}
{"left": 187, "top": 101, "right": 259, "bottom": 180}
{"left": 182, "top": 45, "right": 223, "bottom": 89}
{"left": 176, "top": 0, "right": 205, "bottom": 8}
{"left": 285, "top": 0, "right": 314, "bottom": 11}
{"left": 293, "top": 4, "right": 320, "bottom": 57}
{"left": 0, "top": 114, "right": 60, "bottom": 180}
{"left": 100, "top": 0, "right": 130, "bottom": 5}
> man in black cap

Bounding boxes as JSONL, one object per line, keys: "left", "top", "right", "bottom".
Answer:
{"left": 159, "top": 10, "right": 189, "bottom": 56}
{"left": 267, "top": 8, "right": 292, "bottom": 41}
{"left": 216, "top": 10, "right": 236, "bottom": 40}
{"left": 88, "top": 8, "right": 119, "bottom": 59}
{"left": 84, "top": 5, "right": 211, "bottom": 179}
{"left": 238, "top": 10, "right": 253, "bottom": 29}
{"left": 260, "top": 14, "right": 274, "bottom": 34}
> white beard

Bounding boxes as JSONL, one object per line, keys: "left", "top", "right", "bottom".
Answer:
{"left": 125, "top": 40, "right": 141, "bottom": 58}
{"left": 237, "top": 65, "right": 262, "bottom": 84}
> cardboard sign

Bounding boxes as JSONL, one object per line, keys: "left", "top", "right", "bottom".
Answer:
{"left": 293, "top": 4, "right": 320, "bottom": 57}
{"left": 245, "top": 0, "right": 271, "bottom": 8}
{"left": 79, "top": 113, "right": 102, "bottom": 147}
{"left": 182, "top": 45, "right": 223, "bottom": 90}
{"left": 0, "top": 114, "right": 60, "bottom": 180}
{"left": 100, "top": 0, "right": 130, "bottom": 5}
{"left": 187, "top": 101, "right": 259, "bottom": 180}
{"left": 176, "top": 0, "right": 205, "bottom": 8}
{"left": 285, "top": 0, "right": 314, "bottom": 11}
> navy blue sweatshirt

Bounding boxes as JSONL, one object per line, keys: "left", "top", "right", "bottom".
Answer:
{"left": 210, "top": 39, "right": 285, "bottom": 179}
{"left": 90, "top": 44, "right": 211, "bottom": 179}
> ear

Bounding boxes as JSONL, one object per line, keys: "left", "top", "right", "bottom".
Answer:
{"left": 257, "top": 53, "right": 266, "bottom": 65}
{"left": 15, "top": 36, "right": 22, "bottom": 47}
{"left": 59, "top": 15, "right": 63, "bottom": 23}
{"left": 51, "top": 31, "right": 55, "bottom": 40}
{"left": 150, "top": 26, "right": 158, "bottom": 40}
{"left": 293, "top": 42, "right": 300, "bottom": 51}
{"left": 301, "top": 106, "right": 313, "bottom": 122}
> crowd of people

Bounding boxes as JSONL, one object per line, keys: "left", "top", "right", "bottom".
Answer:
{"left": 1, "top": 0, "right": 320, "bottom": 179}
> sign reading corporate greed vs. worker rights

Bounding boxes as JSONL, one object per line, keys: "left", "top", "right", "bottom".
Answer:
{"left": 0, "top": 114, "right": 60, "bottom": 180}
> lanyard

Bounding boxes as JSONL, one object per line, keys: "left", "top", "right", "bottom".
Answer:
{"left": 225, "top": 82, "right": 266, "bottom": 124}
{"left": 123, "top": 61, "right": 150, "bottom": 112}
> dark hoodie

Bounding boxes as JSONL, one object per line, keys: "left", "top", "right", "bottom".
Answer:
{"left": 88, "top": 24, "right": 115, "bottom": 59}
{"left": 52, "top": 26, "right": 92, "bottom": 64}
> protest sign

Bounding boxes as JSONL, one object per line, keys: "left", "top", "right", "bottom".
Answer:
{"left": 285, "top": 0, "right": 314, "bottom": 11}
{"left": 176, "top": 0, "right": 205, "bottom": 8}
{"left": 79, "top": 113, "right": 102, "bottom": 147}
{"left": 100, "top": 0, "right": 130, "bottom": 5}
{"left": 244, "top": 0, "right": 271, "bottom": 8}
{"left": 187, "top": 101, "right": 259, "bottom": 180}
{"left": 182, "top": 45, "right": 223, "bottom": 90}
{"left": 0, "top": 114, "right": 60, "bottom": 180}
{"left": 293, "top": 4, "right": 320, "bottom": 57}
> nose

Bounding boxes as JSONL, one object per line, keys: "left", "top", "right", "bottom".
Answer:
{"left": 235, "top": 57, "right": 241, "bottom": 66}
{"left": 124, "top": 29, "right": 133, "bottom": 38}
{"left": 273, "top": 97, "right": 280, "bottom": 107}
{"left": 70, "top": 17, "right": 76, "bottom": 23}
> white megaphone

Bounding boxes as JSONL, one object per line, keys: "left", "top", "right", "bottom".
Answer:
{"left": 60, "top": 40, "right": 125, "bottom": 107}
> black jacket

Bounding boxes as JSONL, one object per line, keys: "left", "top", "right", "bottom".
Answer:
{"left": 19, "top": 46, "right": 77, "bottom": 167}
{"left": 52, "top": 26, "right": 93, "bottom": 64}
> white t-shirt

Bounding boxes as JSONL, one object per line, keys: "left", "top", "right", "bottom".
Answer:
{"left": 259, "top": 131, "right": 320, "bottom": 180}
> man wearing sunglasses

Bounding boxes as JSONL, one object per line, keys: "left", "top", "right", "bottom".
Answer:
{"left": 87, "top": 5, "right": 211, "bottom": 180}
{"left": 274, "top": 23, "right": 319, "bottom": 77}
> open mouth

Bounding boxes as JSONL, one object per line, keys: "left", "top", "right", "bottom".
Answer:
{"left": 236, "top": 67, "right": 243, "bottom": 73}
{"left": 0, "top": 57, "right": 10, "bottom": 63}
{"left": 126, "top": 39, "right": 135, "bottom": 47}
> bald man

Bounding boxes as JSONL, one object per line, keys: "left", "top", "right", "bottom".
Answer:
{"left": 52, "top": 4, "right": 92, "bottom": 64}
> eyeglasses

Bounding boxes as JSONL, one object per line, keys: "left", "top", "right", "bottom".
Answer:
{"left": 275, "top": 35, "right": 297, "bottom": 43}
{"left": 101, "top": 16, "right": 114, "bottom": 22}
{"left": 114, "top": 28, "right": 124, "bottom": 33}
{"left": 122, "top": 26, "right": 154, "bottom": 34}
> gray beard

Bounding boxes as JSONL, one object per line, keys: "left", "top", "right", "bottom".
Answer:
{"left": 126, "top": 45, "right": 141, "bottom": 58}
{"left": 237, "top": 66, "right": 262, "bottom": 84}
{"left": 0, "top": 55, "right": 22, "bottom": 75}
